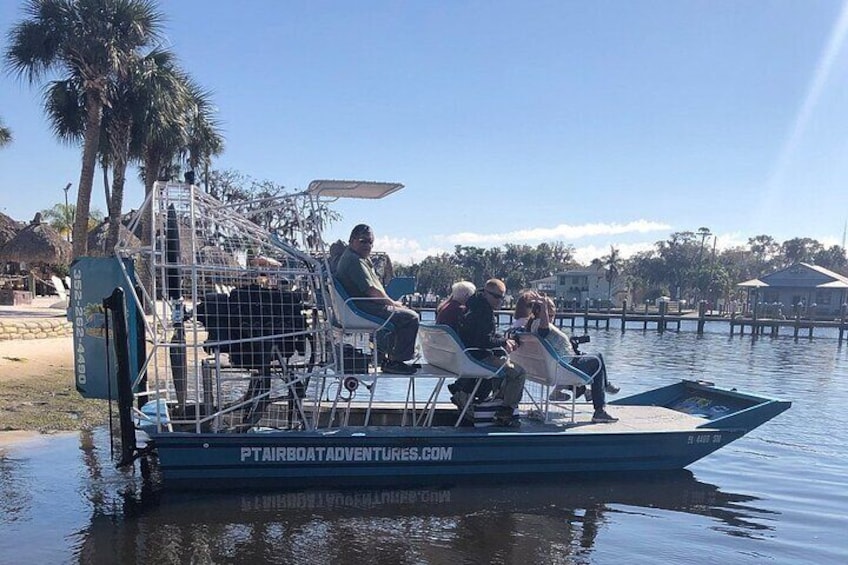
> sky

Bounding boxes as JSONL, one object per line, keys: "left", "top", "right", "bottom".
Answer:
{"left": 2, "top": 0, "right": 848, "bottom": 265}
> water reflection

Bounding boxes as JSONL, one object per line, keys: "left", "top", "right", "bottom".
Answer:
{"left": 68, "top": 448, "right": 776, "bottom": 564}
{"left": 8, "top": 325, "right": 846, "bottom": 563}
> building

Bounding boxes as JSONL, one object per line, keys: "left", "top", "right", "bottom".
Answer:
{"left": 737, "top": 263, "right": 848, "bottom": 318}
{"left": 530, "top": 266, "right": 626, "bottom": 306}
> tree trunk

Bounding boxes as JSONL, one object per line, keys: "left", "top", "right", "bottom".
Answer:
{"left": 72, "top": 101, "right": 103, "bottom": 258}
{"left": 102, "top": 162, "right": 111, "bottom": 205}
{"left": 137, "top": 152, "right": 162, "bottom": 314}
{"left": 106, "top": 122, "right": 131, "bottom": 253}
{"left": 141, "top": 153, "right": 161, "bottom": 248}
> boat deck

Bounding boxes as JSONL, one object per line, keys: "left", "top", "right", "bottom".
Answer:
{"left": 532, "top": 403, "right": 708, "bottom": 433}
{"left": 253, "top": 400, "right": 710, "bottom": 435}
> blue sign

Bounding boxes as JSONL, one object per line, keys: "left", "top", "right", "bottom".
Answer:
{"left": 69, "top": 257, "right": 139, "bottom": 400}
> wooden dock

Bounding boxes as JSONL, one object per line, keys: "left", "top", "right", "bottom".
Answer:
{"left": 416, "top": 300, "right": 848, "bottom": 342}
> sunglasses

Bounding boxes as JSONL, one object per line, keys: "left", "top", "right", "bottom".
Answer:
{"left": 357, "top": 238, "right": 374, "bottom": 245}
{"left": 486, "top": 289, "right": 505, "bottom": 300}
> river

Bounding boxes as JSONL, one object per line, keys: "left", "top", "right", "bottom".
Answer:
{"left": 1, "top": 329, "right": 846, "bottom": 564}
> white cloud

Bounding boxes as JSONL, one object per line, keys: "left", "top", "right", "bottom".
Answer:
{"left": 433, "top": 219, "right": 671, "bottom": 246}
{"left": 376, "top": 236, "right": 446, "bottom": 265}
{"left": 572, "top": 242, "right": 658, "bottom": 264}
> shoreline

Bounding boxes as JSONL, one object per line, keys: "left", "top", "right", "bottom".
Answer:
{"left": 0, "top": 335, "right": 109, "bottom": 449}
{"left": 0, "top": 430, "right": 78, "bottom": 452}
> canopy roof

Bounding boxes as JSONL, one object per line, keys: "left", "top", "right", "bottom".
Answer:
{"left": 306, "top": 180, "right": 404, "bottom": 199}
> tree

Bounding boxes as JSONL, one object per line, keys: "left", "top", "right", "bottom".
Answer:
{"left": 601, "top": 245, "right": 622, "bottom": 300}
{"left": 6, "top": 0, "right": 165, "bottom": 257}
{"left": 41, "top": 202, "right": 103, "bottom": 240}
{"left": 0, "top": 117, "right": 11, "bottom": 147}
{"left": 747, "top": 235, "right": 779, "bottom": 271}
{"left": 780, "top": 237, "right": 824, "bottom": 266}
{"left": 106, "top": 49, "right": 195, "bottom": 251}
{"left": 813, "top": 245, "right": 847, "bottom": 273}
{"left": 205, "top": 169, "right": 339, "bottom": 250}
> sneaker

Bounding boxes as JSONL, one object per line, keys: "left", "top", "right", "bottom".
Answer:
{"left": 605, "top": 383, "right": 620, "bottom": 394}
{"left": 447, "top": 382, "right": 459, "bottom": 395}
{"left": 548, "top": 388, "right": 571, "bottom": 402}
{"left": 592, "top": 409, "right": 619, "bottom": 424}
{"left": 382, "top": 360, "right": 417, "bottom": 375}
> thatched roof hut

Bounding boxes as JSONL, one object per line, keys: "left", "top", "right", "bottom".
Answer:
{"left": 87, "top": 219, "right": 142, "bottom": 257}
{"left": 0, "top": 213, "right": 72, "bottom": 266}
{"left": 0, "top": 211, "right": 23, "bottom": 248}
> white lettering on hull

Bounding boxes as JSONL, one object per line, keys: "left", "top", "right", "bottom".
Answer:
{"left": 238, "top": 445, "right": 454, "bottom": 463}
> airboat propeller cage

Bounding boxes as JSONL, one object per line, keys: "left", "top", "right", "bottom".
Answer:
{"left": 70, "top": 179, "right": 403, "bottom": 430}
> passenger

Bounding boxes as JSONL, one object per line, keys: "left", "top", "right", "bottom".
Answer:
{"left": 436, "top": 281, "right": 476, "bottom": 330}
{"left": 511, "top": 290, "right": 540, "bottom": 330}
{"left": 335, "top": 224, "right": 420, "bottom": 375}
{"left": 454, "top": 278, "right": 526, "bottom": 427}
{"left": 528, "top": 297, "right": 618, "bottom": 423}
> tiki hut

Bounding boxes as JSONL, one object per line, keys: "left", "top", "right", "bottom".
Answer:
{"left": 0, "top": 211, "right": 23, "bottom": 248}
{"left": 87, "top": 218, "right": 142, "bottom": 257}
{"left": 0, "top": 213, "right": 72, "bottom": 266}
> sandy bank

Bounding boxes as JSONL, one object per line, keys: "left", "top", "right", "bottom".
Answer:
{"left": 0, "top": 336, "right": 73, "bottom": 383}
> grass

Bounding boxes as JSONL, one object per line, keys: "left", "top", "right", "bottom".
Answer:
{"left": 0, "top": 371, "right": 110, "bottom": 433}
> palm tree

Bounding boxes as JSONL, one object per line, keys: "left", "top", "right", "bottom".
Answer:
{"left": 135, "top": 72, "right": 223, "bottom": 251}
{"left": 105, "top": 49, "right": 192, "bottom": 251}
{"left": 6, "top": 0, "right": 165, "bottom": 258}
{"left": 0, "top": 117, "right": 11, "bottom": 147}
{"left": 41, "top": 202, "right": 103, "bottom": 240}
{"left": 601, "top": 245, "right": 623, "bottom": 302}
{"left": 181, "top": 81, "right": 225, "bottom": 191}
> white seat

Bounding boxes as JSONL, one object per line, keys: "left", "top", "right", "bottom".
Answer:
{"left": 418, "top": 324, "right": 503, "bottom": 379}
{"left": 510, "top": 332, "right": 595, "bottom": 388}
{"left": 419, "top": 324, "right": 507, "bottom": 426}
{"left": 509, "top": 331, "right": 599, "bottom": 422}
{"left": 328, "top": 277, "right": 394, "bottom": 332}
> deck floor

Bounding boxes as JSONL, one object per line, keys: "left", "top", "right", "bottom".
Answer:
{"left": 523, "top": 403, "right": 708, "bottom": 433}
{"left": 259, "top": 400, "right": 710, "bottom": 434}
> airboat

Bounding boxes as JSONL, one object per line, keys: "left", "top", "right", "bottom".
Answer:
{"left": 70, "top": 180, "right": 790, "bottom": 489}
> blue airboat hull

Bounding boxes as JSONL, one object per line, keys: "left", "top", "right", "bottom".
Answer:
{"left": 146, "top": 381, "right": 790, "bottom": 489}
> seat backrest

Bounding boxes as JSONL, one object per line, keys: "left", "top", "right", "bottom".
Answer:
{"left": 510, "top": 332, "right": 593, "bottom": 387}
{"left": 419, "top": 324, "right": 499, "bottom": 378}
{"left": 328, "top": 277, "right": 388, "bottom": 331}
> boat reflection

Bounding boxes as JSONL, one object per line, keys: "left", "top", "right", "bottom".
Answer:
{"left": 74, "top": 460, "right": 778, "bottom": 564}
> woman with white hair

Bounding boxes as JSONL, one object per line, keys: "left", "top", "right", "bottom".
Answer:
{"left": 436, "top": 281, "right": 476, "bottom": 329}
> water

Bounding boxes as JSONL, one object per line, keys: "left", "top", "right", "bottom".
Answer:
{"left": 2, "top": 330, "right": 847, "bottom": 564}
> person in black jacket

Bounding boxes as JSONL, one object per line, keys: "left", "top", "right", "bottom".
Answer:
{"left": 453, "top": 278, "right": 526, "bottom": 427}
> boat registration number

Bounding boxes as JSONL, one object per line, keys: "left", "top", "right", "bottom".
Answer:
{"left": 687, "top": 434, "right": 723, "bottom": 445}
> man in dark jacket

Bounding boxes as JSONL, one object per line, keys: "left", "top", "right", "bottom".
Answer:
{"left": 454, "top": 278, "right": 526, "bottom": 426}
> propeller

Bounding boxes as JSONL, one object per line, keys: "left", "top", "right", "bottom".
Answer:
{"left": 165, "top": 204, "right": 187, "bottom": 413}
